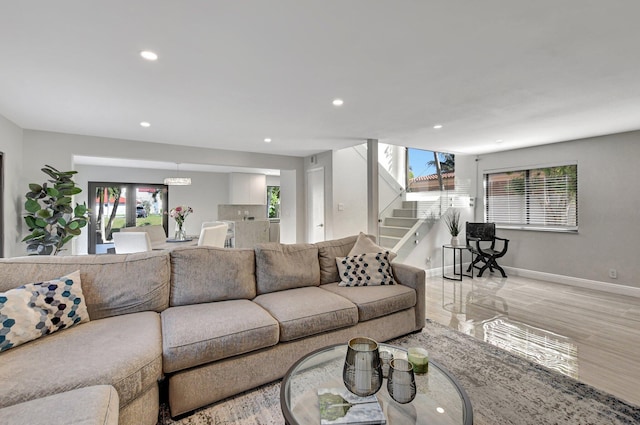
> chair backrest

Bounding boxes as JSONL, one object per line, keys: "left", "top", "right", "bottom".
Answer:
{"left": 201, "top": 221, "right": 227, "bottom": 230}
{"left": 466, "top": 222, "right": 496, "bottom": 242}
{"left": 112, "top": 232, "right": 152, "bottom": 254}
{"left": 197, "top": 224, "right": 228, "bottom": 247}
{"left": 120, "top": 225, "right": 167, "bottom": 245}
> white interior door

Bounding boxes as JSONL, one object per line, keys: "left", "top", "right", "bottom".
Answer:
{"left": 307, "top": 167, "right": 325, "bottom": 243}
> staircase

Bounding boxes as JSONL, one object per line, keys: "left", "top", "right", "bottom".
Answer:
{"left": 378, "top": 201, "right": 420, "bottom": 249}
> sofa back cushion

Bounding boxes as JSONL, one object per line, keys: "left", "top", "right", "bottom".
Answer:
{"left": 169, "top": 246, "right": 256, "bottom": 306}
{"left": 0, "top": 251, "right": 170, "bottom": 320}
{"left": 315, "top": 235, "right": 360, "bottom": 284}
{"left": 255, "top": 243, "right": 320, "bottom": 294}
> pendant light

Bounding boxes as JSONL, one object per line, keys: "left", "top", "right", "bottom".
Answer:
{"left": 164, "top": 163, "right": 191, "bottom": 186}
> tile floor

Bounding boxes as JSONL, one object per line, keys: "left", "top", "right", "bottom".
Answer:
{"left": 426, "top": 273, "right": 640, "bottom": 407}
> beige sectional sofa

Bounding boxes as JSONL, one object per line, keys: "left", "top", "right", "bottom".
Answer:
{"left": 0, "top": 234, "right": 425, "bottom": 424}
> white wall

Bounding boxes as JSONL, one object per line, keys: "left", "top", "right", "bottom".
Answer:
{"left": 475, "top": 131, "right": 640, "bottom": 288}
{"left": 0, "top": 114, "right": 23, "bottom": 258}
{"left": 331, "top": 147, "right": 368, "bottom": 239}
{"left": 20, "top": 130, "right": 306, "bottom": 254}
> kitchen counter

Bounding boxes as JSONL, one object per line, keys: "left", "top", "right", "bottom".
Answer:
{"left": 234, "top": 219, "right": 270, "bottom": 248}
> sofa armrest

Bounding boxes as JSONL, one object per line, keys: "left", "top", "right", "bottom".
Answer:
{"left": 392, "top": 262, "right": 425, "bottom": 330}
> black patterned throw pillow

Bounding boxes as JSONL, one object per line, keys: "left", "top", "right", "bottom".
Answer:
{"left": 336, "top": 251, "right": 397, "bottom": 287}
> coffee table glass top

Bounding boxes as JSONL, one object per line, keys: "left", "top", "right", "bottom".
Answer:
{"left": 281, "top": 343, "right": 473, "bottom": 425}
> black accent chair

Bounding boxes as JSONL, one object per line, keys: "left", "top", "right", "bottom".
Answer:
{"left": 465, "top": 222, "right": 509, "bottom": 278}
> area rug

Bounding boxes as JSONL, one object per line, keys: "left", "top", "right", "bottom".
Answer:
{"left": 158, "top": 320, "right": 640, "bottom": 424}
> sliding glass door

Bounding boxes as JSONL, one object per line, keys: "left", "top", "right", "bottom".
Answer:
{"left": 87, "top": 182, "right": 168, "bottom": 254}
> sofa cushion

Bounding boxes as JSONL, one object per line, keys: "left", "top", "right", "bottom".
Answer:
{"left": 316, "top": 235, "right": 358, "bottom": 284}
{"left": 349, "top": 232, "right": 397, "bottom": 261}
{"left": 0, "top": 270, "right": 90, "bottom": 353}
{"left": 320, "top": 282, "right": 417, "bottom": 322}
{"left": 336, "top": 252, "right": 397, "bottom": 287}
{"left": 0, "top": 311, "right": 162, "bottom": 412}
{"left": 161, "top": 300, "right": 279, "bottom": 373}
{"left": 253, "top": 287, "right": 358, "bottom": 342}
{"left": 254, "top": 243, "right": 320, "bottom": 294}
{"left": 169, "top": 246, "right": 256, "bottom": 306}
{"left": 0, "top": 385, "right": 119, "bottom": 425}
{"left": 0, "top": 251, "right": 170, "bottom": 320}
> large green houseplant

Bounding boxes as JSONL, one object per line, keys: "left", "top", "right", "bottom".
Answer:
{"left": 22, "top": 165, "right": 89, "bottom": 255}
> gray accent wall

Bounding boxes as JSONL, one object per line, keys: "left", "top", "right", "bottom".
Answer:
{"left": 475, "top": 130, "right": 640, "bottom": 289}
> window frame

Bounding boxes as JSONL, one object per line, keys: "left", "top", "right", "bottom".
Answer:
{"left": 266, "top": 185, "right": 280, "bottom": 219}
{"left": 483, "top": 162, "right": 578, "bottom": 233}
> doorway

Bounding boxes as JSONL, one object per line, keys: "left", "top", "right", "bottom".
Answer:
{"left": 306, "top": 167, "right": 325, "bottom": 243}
{"left": 87, "top": 182, "right": 168, "bottom": 254}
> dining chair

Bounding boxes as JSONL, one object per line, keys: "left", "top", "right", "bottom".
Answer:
{"left": 197, "top": 224, "right": 228, "bottom": 247}
{"left": 120, "top": 225, "right": 167, "bottom": 245}
{"left": 201, "top": 221, "right": 226, "bottom": 230}
{"left": 112, "top": 232, "right": 152, "bottom": 254}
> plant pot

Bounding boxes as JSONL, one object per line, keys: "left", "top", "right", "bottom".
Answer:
{"left": 450, "top": 236, "right": 460, "bottom": 246}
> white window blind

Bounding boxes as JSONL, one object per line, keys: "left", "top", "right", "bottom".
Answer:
{"left": 485, "top": 164, "right": 578, "bottom": 231}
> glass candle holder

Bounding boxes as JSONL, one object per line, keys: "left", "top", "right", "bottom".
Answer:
{"left": 379, "top": 350, "right": 394, "bottom": 379}
{"left": 407, "top": 347, "right": 429, "bottom": 374}
{"left": 387, "top": 358, "right": 417, "bottom": 404}
{"left": 343, "top": 337, "right": 383, "bottom": 397}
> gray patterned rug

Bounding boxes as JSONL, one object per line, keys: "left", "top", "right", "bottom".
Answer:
{"left": 158, "top": 320, "right": 640, "bottom": 424}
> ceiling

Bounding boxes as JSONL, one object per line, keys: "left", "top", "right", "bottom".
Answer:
{"left": 2, "top": 1, "right": 640, "bottom": 158}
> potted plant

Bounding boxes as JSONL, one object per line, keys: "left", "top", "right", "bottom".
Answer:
{"left": 444, "top": 209, "right": 461, "bottom": 246}
{"left": 22, "top": 165, "right": 89, "bottom": 255}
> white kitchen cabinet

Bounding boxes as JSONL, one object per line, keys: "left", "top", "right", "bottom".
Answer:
{"left": 229, "top": 173, "right": 267, "bottom": 204}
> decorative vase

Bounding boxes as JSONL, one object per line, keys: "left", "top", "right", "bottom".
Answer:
{"left": 343, "top": 337, "right": 383, "bottom": 397}
{"left": 174, "top": 222, "right": 187, "bottom": 241}
{"left": 450, "top": 236, "right": 459, "bottom": 246}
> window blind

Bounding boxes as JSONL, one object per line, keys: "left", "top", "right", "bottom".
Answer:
{"left": 485, "top": 165, "right": 577, "bottom": 231}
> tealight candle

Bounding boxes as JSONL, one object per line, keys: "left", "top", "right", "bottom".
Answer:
{"left": 407, "top": 347, "right": 429, "bottom": 374}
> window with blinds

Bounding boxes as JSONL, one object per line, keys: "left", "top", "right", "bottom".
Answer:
{"left": 484, "top": 164, "right": 578, "bottom": 231}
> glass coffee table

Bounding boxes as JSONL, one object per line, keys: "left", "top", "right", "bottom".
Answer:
{"left": 280, "top": 343, "right": 473, "bottom": 425}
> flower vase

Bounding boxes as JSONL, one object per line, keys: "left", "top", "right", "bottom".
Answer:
{"left": 174, "top": 222, "right": 187, "bottom": 241}
{"left": 450, "top": 236, "right": 459, "bottom": 246}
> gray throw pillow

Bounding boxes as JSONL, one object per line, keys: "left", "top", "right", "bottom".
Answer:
{"left": 348, "top": 232, "right": 397, "bottom": 261}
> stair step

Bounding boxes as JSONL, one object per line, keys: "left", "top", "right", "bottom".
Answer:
{"left": 379, "top": 225, "right": 410, "bottom": 238}
{"left": 392, "top": 208, "right": 417, "bottom": 218}
{"left": 402, "top": 200, "right": 418, "bottom": 209}
{"left": 379, "top": 235, "right": 400, "bottom": 249}
{"left": 384, "top": 217, "right": 418, "bottom": 228}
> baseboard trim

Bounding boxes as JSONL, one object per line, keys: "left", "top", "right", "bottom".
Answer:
{"left": 504, "top": 266, "right": 640, "bottom": 298}
{"left": 425, "top": 264, "right": 640, "bottom": 298}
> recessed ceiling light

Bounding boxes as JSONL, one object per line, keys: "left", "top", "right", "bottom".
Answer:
{"left": 332, "top": 98, "right": 344, "bottom": 106}
{"left": 436, "top": 407, "right": 445, "bottom": 414}
{"left": 140, "top": 50, "right": 158, "bottom": 61}
{"left": 433, "top": 124, "right": 443, "bottom": 129}
{"left": 140, "top": 121, "right": 151, "bottom": 128}
{"left": 264, "top": 138, "right": 272, "bottom": 143}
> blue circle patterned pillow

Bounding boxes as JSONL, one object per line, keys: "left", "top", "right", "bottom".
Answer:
{"left": 0, "top": 270, "right": 90, "bottom": 353}
{"left": 336, "top": 251, "right": 397, "bottom": 287}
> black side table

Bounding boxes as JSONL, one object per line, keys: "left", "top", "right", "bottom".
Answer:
{"left": 442, "top": 244, "right": 473, "bottom": 281}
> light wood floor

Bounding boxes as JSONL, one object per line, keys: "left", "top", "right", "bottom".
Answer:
{"left": 426, "top": 273, "right": 640, "bottom": 407}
